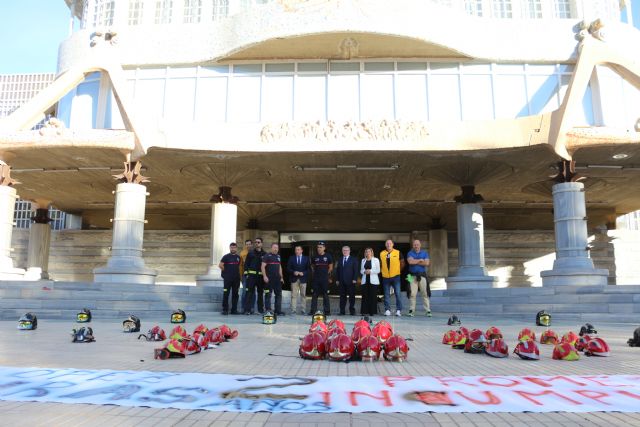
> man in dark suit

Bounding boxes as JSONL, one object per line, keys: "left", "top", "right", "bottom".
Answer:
{"left": 286, "top": 245, "right": 310, "bottom": 315}
{"left": 335, "top": 245, "right": 359, "bottom": 315}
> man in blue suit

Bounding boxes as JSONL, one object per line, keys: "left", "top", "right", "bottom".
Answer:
{"left": 335, "top": 245, "right": 359, "bottom": 315}
{"left": 287, "top": 245, "right": 310, "bottom": 315}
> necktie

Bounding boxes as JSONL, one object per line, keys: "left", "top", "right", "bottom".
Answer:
{"left": 298, "top": 256, "right": 301, "bottom": 265}
{"left": 343, "top": 257, "right": 347, "bottom": 266}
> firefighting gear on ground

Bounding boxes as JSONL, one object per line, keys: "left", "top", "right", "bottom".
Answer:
{"left": 122, "top": 315, "right": 141, "bottom": 333}
{"left": 170, "top": 309, "right": 186, "bottom": 324}
{"left": 153, "top": 323, "right": 239, "bottom": 360}
{"left": 76, "top": 308, "right": 91, "bottom": 323}
{"left": 71, "top": 327, "right": 95, "bottom": 343}
{"left": 299, "top": 317, "right": 409, "bottom": 362}
{"left": 18, "top": 313, "right": 37, "bottom": 330}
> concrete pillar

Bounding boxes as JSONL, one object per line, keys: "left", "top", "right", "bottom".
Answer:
{"left": 446, "top": 189, "right": 497, "bottom": 289}
{"left": 196, "top": 202, "right": 237, "bottom": 286}
{"left": 24, "top": 208, "right": 51, "bottom": 281}
{"left": 541, "top": 182, "right": 608, "bottom": 286}
{"left": 428, "top": 229, "right": 448, "bottom": 277}
{"left": 93, "top": 182, "right": 157, "bottom": 284}
{"left": 0, "top": 186, "right": 25, "bottom": 279}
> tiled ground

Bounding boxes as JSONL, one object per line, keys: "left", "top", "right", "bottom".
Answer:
{"left": 1, "top": 312, "right": 639, "bottom": 426}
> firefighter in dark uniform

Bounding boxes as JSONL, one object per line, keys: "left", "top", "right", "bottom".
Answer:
{"left": 243, "top": 237, "right": 265, "bottom": 314}
{"left": 218, "top": 242, "right": 241, "bottom": 315}
{"left": 310, "top": 241, "right": 334, "bottom": 315}
{"left": 261, "top": 242, "right": 284, "bottom": 315}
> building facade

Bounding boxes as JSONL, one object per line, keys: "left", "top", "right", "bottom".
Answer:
{"left": 0, "top": 0, "right": 639, "bottom": 288}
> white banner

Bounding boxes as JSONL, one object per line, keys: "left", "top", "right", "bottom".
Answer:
{"left": 0, "top": 367, "right": 639, "bottom": 413}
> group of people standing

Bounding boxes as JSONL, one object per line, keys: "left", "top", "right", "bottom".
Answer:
{"left": 218, "top": 238, "right": 431, "bottom": 318}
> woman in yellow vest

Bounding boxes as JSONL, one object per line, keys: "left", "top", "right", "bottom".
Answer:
{"left": 380, "top": 240, "right": 405, "bottom": 316}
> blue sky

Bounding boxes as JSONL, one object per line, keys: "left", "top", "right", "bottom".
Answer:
{"left": 0, "top": 0, "right": 639, "bottom": 74}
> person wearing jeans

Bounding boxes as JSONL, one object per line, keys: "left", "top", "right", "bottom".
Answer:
{"left": 380, "top": 239, "right": 404, "bottom": 316}
{"left": 406, "top": 239, "right": 431, "bottom": 317}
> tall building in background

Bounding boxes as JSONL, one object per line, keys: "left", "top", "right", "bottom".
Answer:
{"left": 0, "top": 74, "right": 55, "bottom": 118}
{"left": 0, "top": 0, "right": 639, "bottom": 287}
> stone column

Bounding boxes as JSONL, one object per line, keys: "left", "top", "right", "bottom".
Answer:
{"left": 427, "top": 228, "right": 448, "bottom": 289}
{"left": 541, "top": 181, "right": 608, "bottom": 286}
{"left": 197, "top": 186, "right": 238, "bottom": 286}
{"left": 0, "top": 185, "right": 25, "bottom": 279}
{"left": 94, "top": 181, "right": 157, "bottom": 284}
{"left": 446, "top": 186, "right": 496, "bottom": 289}
{"left": 24, "top": 205, "right": 52, "bottom": 281}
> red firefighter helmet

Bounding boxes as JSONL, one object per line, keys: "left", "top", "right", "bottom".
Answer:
{"left": 169, "top": 325, "right": 189, "bottom": 341}
{"left": 328, "top": 319, "right": 345, "bottom": 331}
{"left": 553, "top": 342, "right": 580, "bottom": 360}
{"left": 328, "top": 326, "right": 346, "bottom": 341}
{"left": 517, "top": 328, "right": 536, "bottom": 342}
{"left": 351, "top": 326, "right": 371, "bottom": 345}
{"left": 575, "top": 335, "right": 593, "bottom": 352}
{"left": 383, "top": 335, "right": 409, "bottom": 361}
{"left": 485, "top": 326, "right": 503, "bottom": 340}
{"left": 374, "top": 320, "right": 393, "bottom": 332}
{"left": 354, "top": 319, "right": 371, "bottom": 331}
{"left": 194, "top": 331, "right": 210, "bottom": 349}
{"left": 561, "top": 331, "right": 579, "bottom": 347}
{"left": 358, "top": 335, "right": 381, "bottom": 362}
{"left": 442, "top": 330, "right": 457, "bottom": 345}
{"left": 327, "top": 334, "right": 354, "bottom": 361}
{"left": 184, "top": 338, "right": 202, "bottom": 355}
{"left": 309, "top": 321, "right": 328, "bottom": 335}
{"left": 193, "top": 324, "right": 208, "bottom": 337}
{"left": 206, "top": 327, "right": 225, "bottom": 344}
{"left": 148, "top": 326, "right": 166, "bottom": 341}
{"left": 457, "top": 326, "right": 470, "bottom": 338}
{"left": 299, "top": 332, "right": 326, "bottom": 360}
{"left": 373, "top": 323, "right": 393, "bottom": 345}
{"left": 485, "top": 338, "right": 509, "bottom": 358}
{"left": 451, "top": 331, "right": 467, "bottom": 349}
{"left": 514, "top": 340, "right": 540, "bottom": 360}
{"left": 219, "top": 324, "right": 239, "bottom": 340}
{"left": 154, "top": 338, "right": 187, "bottom": 360}
{"left": 464, "top": 329, "right": 487, "bottom": 354}
{"left": 540, "top": 329, "right": 559, "bottom": 345}
{"left": 584, "top": 337, "right": 610, "bottom": 357}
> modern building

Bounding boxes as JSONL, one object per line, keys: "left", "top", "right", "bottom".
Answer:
{"left": 0, "top": 0, "right": 639, "bottom": 302}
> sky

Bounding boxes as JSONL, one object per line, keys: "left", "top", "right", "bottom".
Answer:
{"left": 0, "top": 0, "right": 639, "bottom": 74}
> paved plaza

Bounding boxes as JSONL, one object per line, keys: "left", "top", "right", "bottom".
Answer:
{"left": 0, "top": 312, "right": 639, "bottom": 426}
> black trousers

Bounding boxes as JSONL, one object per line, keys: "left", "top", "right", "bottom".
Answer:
{"left": 361, "top": 283, "right": 378, "bottom": 316}
{"left": 310, "top": 279, "right": 330, "bottom": 314}
{"left": 265, "top": 276, "right": 283, "bottom": 313}
{"left": 222, "top": 278, "right": 240, "bottom": 313}
{"left": 339, "top": 281, "right": 356, "bottom": 314}
{"left": 244, "top": 275, "right": 264, "bottom": 313}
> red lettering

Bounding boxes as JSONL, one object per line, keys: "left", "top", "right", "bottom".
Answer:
{"left": 573, "top": 390, "right": 611, "bottom": 404}
{"left": 436, "top": 377, "right": 477, "bottom": 387}
{"left": 523, "top": 376, "right": 588, "bottom": 388}
{"left": 617, "top": 390, "right": 640, "bottom": 400}
{"left": 320, "top": 391, "right": 331, "bottom": 406}
{"left": 514, "top": 390, "right": 582, "bottom": 406}
{"left": 478, "top": 377, "right": 521, "bottom": 387}
{"left": 348, "top": 390, "right": 392, "bottom": 407}
{"left": 455, "top": 391, "right": 501, "bottom": 405}
{"left": 581, "top": 376, "right": 633, "bottom": 387}
{"left": 382, "top": 376, "right": 415, "bottom": 388}
{"left": 411, "top": 391, "right": 455, "bottom": 406}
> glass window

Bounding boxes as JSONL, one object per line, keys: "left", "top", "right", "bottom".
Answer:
{"left": 363, "top": 62, "right": 394, "bottom": 72}
{"left": 465, "top": 0, "right": 483, "bottom": 16}
{"left": 212, "top": 0, "right": 229, "bottom": 20}
{"left": 330, "top": 62, "right": 360, "bottom": 72}
{"left": 233, "top": 64, "right": 262, "bottom": 74}
{"left": 165, "top": 78, "right": 196, "bottom": 123}
{"left": 494, "top": 74, "right": 528, "bottom": 118}
{"left": 70, "top": 76, "right": 100, "bottom": 129}
{"left": 294, "top": 75, "right": 326, "bottom": 121}
{"left": 184, "top": 0, "right": 202, "bottom": 23}
{"left": 430, "top": 62, "right": 459, "bottom": 73}
{"left": 134, "top": 79, "right": 165, "bottom": 125}
{"left": 128, "top": 0, "right": 144, "bottom": 25}
{"left": 328, "top": 75, "right": 359, "bottom": 121}
{"left": 155, "top": 0, "right": 173, "bottom": 24}
{"left": 360, "top": 74, "right": 394, "bottom": 120}
{"left": 428, "top": 74, "right": 461, "bottom": 120}
{"left": 554, "top": 0, "right": 572, "bottom": 18}
{"left": 195, "top": 77, "right": 227, "bottom": 122}
{"left": 93, "top": 0, "right": 116, "bottom": 26}
{"left": 526, "top": 74, "right": 559, "bottom": 114}
{"left": 461, "top": 74, "right": 494, "bottom": 120}
{"left": 265, "top": 63, "right": 295, "bottom": 73}
{"left": 397, "top": 62, "right": 428, "bottom": 72}
{"left": 228, "top": 76, "right": 261, "bottom": 122}
{"left": 521, "top": 0, "right": 542, "bottom": 18}
{"left": 298, "top": 63, "right": 327, "bottom": 73}
{"left": 262, "top": 76, "right": 294, "bottom": 122}
{"left": 492, "top": 0, "right": 513, "bottom": 18}
{"left": 395, "top": 74, "right": 428, "bottom": 120}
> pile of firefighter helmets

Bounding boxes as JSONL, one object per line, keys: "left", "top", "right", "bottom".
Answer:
{"left": 442, "top": 313, "right": 610, "bottom": 360}
{"left": 299, "top": 311, "right": 409, "bottom": 362}
{"left": 150, "top": 323, "right": 239, "bottom": 359}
